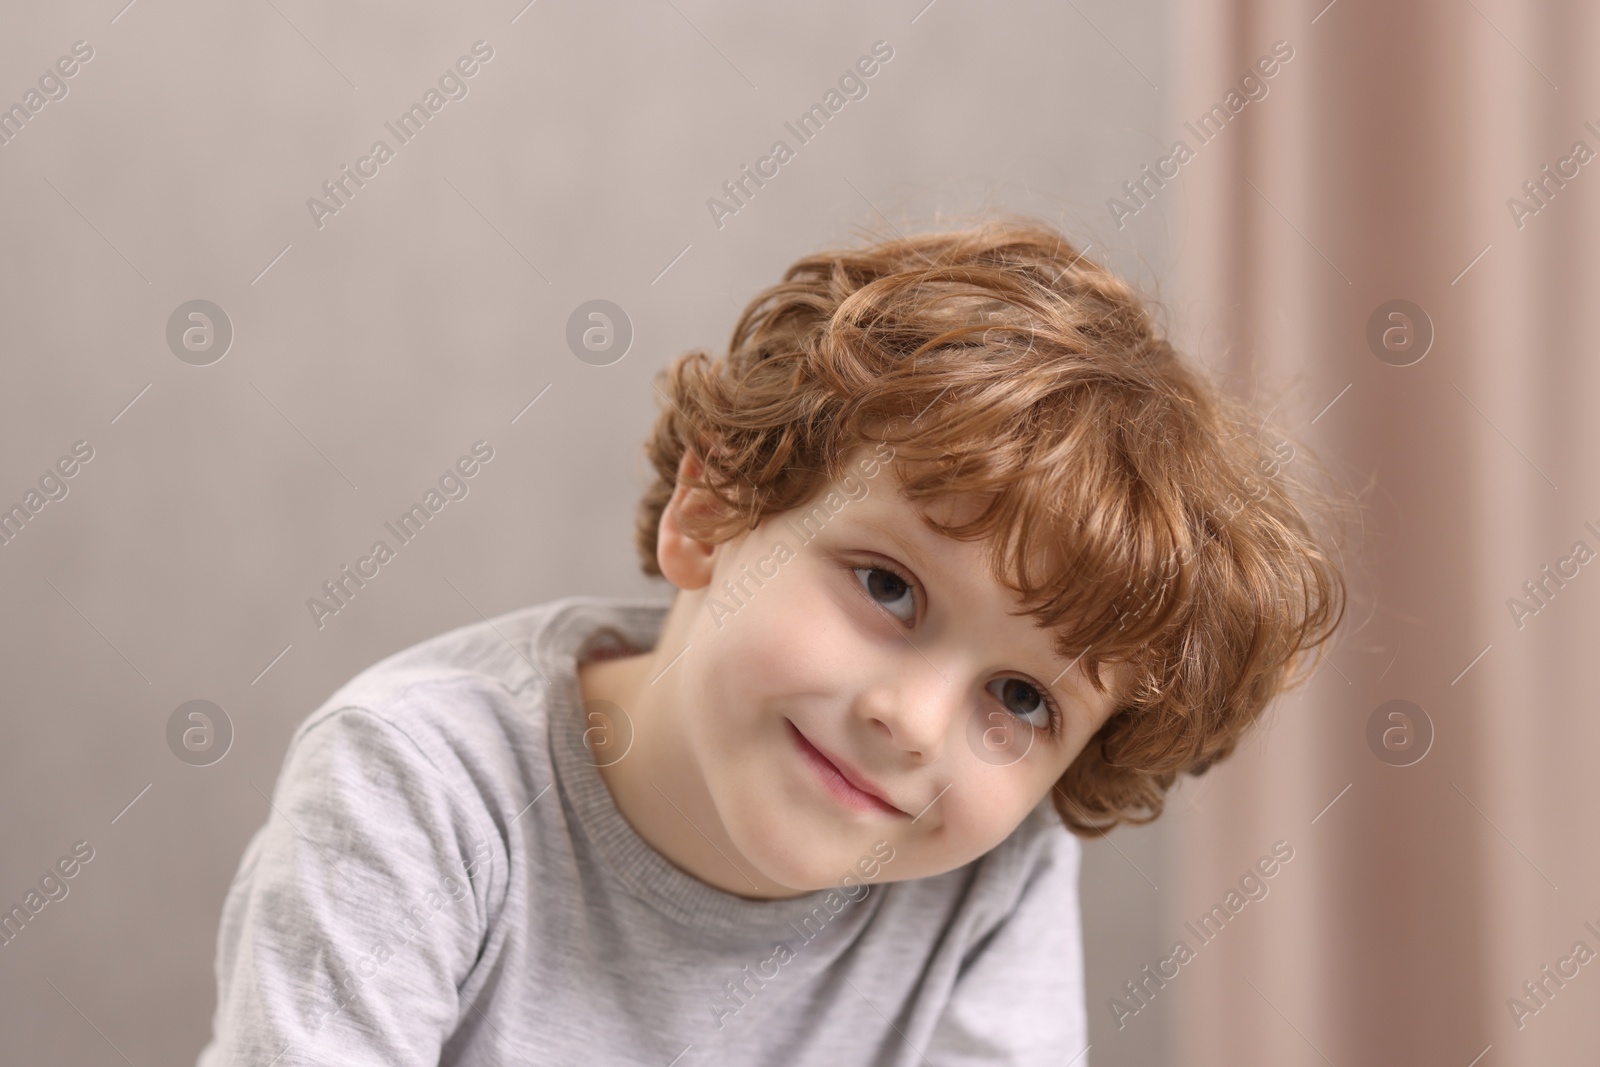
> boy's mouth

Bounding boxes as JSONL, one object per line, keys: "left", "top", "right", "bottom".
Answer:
{"left": 785, "top": 719, "right": 907, "bottom": 818}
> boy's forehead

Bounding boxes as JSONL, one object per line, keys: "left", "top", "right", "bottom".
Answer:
{"left": 835, "top": 448, "right": 1059, "bottom": 577}
{"left": 847, "top": 484, "right": 989, "bottom": 550}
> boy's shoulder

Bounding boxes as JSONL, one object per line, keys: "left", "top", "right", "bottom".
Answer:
{"left": 283, "top": 594, "right": 672, "bottom": 790}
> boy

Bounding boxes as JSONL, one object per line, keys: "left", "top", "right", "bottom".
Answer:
{"left": 196, "top": 217, "right": 1346, "bottom": 1065}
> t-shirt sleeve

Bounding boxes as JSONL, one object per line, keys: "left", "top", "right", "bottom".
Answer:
{"left": 923, "top": 820, "right": 1091, "bottom": 1066}
{"left": 195, "top": 705, "right": 497, "bottom": 1067}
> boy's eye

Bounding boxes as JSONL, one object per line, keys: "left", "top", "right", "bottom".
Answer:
{"left": 852, "top": 564, "right": 916, "bottom": 622}
{"left": 985, "top": 678, "right": 1053, "bottom": 731}
{"left": 849, "top": 562, "right": 1062, "bottom": 736}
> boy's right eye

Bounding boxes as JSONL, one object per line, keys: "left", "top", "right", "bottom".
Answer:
{"left": 850, "top": 563, "right": 917, "bottom": 624}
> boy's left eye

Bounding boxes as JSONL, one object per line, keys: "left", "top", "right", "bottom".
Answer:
{"left": 985, "top": 678, "right": 1054, "bottom": 731}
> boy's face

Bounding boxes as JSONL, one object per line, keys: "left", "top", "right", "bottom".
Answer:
{"left": 619, "top": 442, "right": 1126, "bottom": 895}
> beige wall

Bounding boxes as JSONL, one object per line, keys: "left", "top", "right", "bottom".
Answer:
{"left": 0, "top": 2, "right": 1176, "bottom": 1063}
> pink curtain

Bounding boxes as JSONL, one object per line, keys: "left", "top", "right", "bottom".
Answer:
{"left": 1165, "top": 0, "right": 1600, "bottom": 1062}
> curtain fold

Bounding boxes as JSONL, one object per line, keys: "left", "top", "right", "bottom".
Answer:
{"left": 1163, "top": 0, "right": 1600, "bottom": 1062}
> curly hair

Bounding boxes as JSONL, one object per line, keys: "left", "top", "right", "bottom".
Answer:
{"left": 631, "top": 214, "right": 1352, "bottom": 837}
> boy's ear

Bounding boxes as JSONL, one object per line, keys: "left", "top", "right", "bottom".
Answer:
{"left": 656, "top": 446, "right": 724, "bottom": 591}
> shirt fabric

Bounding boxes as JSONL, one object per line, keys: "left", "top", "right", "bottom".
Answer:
{"left": 195, "top": 594, "right": 1091, "bottom": 1066}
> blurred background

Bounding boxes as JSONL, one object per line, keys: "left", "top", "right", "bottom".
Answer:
{"left": 2, "top": 0, "right": 1596, "bottom": 1063}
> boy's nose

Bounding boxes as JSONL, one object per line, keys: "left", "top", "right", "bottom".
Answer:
{"left": 854, "top": 665, "right": 963, "bottom": 762}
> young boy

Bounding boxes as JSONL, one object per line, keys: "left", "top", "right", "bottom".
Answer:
{"left": 196, "top": 217, "right": 1346, "bottom": 1066}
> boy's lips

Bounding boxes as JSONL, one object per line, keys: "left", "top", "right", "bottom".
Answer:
{"left": 786, "top": 719, "right": 907, "bottom": 817}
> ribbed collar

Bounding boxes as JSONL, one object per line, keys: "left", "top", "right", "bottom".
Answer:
{"left": 534, "top": 594, "right": 885, "bottom": 945}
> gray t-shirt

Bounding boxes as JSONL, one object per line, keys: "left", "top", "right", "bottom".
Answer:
{"left": 195, "top": 594, "right": 1090, "bottom": 1066}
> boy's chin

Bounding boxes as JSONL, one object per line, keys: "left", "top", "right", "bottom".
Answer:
{"left": 744, "top": 855, "right": 847, "bottom": 896}
{"left": 726, "top": 812, "right": 865, "bottom": 894}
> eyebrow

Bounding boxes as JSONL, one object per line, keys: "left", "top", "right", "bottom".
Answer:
{"left": 849, "top": 514, "right": 931, "bottom": 572}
